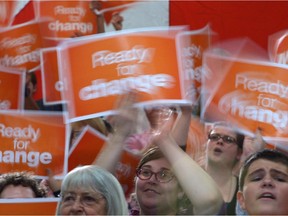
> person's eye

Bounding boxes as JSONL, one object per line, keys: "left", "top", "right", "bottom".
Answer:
{"left": 225, "top": 136, "right": 236, "bottom": 143}
{"left": 159, "top": 170, "right": 173, "bottom": 179}
{"left": 274, "top": 175, "right": 287, "bottom": 182}
{"left": 209, "top": 134, "right": 219, "bottom": 140}
{"left": 63, "top": 195, "right": 75, "bottom": 203}
{"left": 250, "top": 176, "right": 262, "bottom": 182}
{"left": 141, "top": 169, "right": 152, "bottom": 177}
{"left": 83, "top": 195, "right": 97, "bottom": 204}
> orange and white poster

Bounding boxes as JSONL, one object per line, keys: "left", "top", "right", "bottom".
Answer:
{"left": 0, "top": 110, "right": 68, "bottom": 177}
{"left": 0, "top": 66, "right": 24, "bottom": 110}
{"left": 34, "top": 0, "right": 99, "bottom": 39}
{"left": 202, "top": 51, "right": 288, "bottom": 140}
{"left": 0, "top": 20, "right": 51, "bottom": 71}
{"left": 0, "top": 198, "right": 58, "bottom": 215}
{"left": 177, "top": 25, "right": 212, "bottom": 109}
{"left": 41, "top": 47, "right": 64, "bottom": 105}
{"left": 68, "top": 125, "right": 140, "bottom": 197}
{"left": 57, "top": 26, "right": 191, "bottom": 123}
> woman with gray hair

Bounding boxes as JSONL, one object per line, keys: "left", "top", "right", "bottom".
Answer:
{"left": 56, "top": 165, "right": 128, "bottom": 215}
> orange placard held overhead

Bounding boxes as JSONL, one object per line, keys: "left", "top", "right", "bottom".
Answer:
{"left": 0, "top": 198, "right": 58, "bottom": 215}
{"left": 0, "top": 110, "right": 68, "bottom": 178}
{"left": 177, "top": 25, "right": 212, "bottom": 112}
{"left": 34, "top": 0, "right": 98, "bottom": 39}
{"left": 0, "top": 66, "right": 25, "bottom": 110}
{"left": 41, "top": 47, "right": 64, "bottom": 105}
{"left": 202, "top": 39, "right": 288, "bottom": 142}
{"left": 0, "top": 20, "right": 51, "bottom": 71}
{"left": 57, "top": 26, "right": 191, "bottom": 123}
{"left": 68, "top": 126, "right": 107, "bottom": 171}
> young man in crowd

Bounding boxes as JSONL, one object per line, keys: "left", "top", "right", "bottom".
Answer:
{"left": 237, "top": 149, "right": 288, "bottom": 215}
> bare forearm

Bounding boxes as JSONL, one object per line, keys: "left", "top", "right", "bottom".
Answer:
{"left": 157, "top": 135, "right": 223, "bottom": 215}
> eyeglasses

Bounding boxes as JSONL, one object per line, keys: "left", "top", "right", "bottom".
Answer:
{"left": 61, "top": 192, "right": 105, "bottom": 207}
{"left": 208, "top": 133, "right": 237, "bottom": 144}
{"left": 136, "top": 168, "right": 174, "bottom": 183}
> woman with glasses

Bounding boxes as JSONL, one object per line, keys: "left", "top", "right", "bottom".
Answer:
{"left": 205, "top": 121, "right": 244, "bottom": 215}
{"left": 204, "top": 121, "right": 265, "bottom": 215}
{"left": 94, "top": 92, "right": 223, "bottom": 215}
{"left": 55, "top": 165, "right": 128, "bottom": 215}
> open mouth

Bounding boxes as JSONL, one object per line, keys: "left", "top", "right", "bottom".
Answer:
{"left": 144, "top": 188, "right": 160, "bottom": 194}
{"left": 258, "top": 192, "right": 276, "bottom": 200}
{"left": 214, "top": 147, "right": 222, "bottom": 153}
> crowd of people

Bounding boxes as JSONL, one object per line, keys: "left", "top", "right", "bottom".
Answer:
{"left": 2, "top": 0, "right": 288, "bottom": 216}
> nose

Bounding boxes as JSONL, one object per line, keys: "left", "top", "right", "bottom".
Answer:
{"left": 216, "top": 138, "right": 224, "bottom": 145}
{"left": 261, "top": 176, "right": 275, "bottom": 188}
{"left": 70, "top": 197, "right": 84, "bottom": 213}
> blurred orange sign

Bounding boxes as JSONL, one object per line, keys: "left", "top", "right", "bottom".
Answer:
{"left": 202, "top": 53, "right": 288, "bottom": 139}
{"left": 0, "top": 20, "right": 48, "bottom": 71}
{"left": 34, "top": 0, "right": 98, "bottom": 39}
{"left": 0, "top": 66, "right": 24, "bottom": 110}
{"left": 57, "top": 26, "right": 190, "bottom": 123}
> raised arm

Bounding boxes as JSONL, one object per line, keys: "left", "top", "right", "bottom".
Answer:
{"left": 153, "top": 112, "right": 223, "bottom": 215}
{"left": 93, "top": 92, "right": 139, "bottom": 173}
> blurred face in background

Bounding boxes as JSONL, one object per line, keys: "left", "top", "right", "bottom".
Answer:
{"left": 206, "top": 125, "right": 241, "bottom": 167}
{"left": 0, "top": 185, "right": 36, "bottom": 198}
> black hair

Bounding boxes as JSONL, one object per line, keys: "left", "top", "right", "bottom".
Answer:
{"left": 239, "top": 149, "right": 288, "bottom": 191}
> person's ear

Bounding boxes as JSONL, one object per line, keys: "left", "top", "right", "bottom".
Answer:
{"left": 237, "top": 191, "right": 246, "bottom": 211}
{"left": 236, "top": 148, "right": 243, "bottom": 160}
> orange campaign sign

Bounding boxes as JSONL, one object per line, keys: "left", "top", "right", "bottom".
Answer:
{"left": 41, "top": 47, "right": 64, "bottom": 105}
{"left": 202, "top": 52, "right": 288, "bottom": 140}
{"left": 177, "top": 25, "right": 212, "bottom": 109}
{"left": 0, "top": 66, "right": 25, "bottom": 110}
{"left": 0, "top": 110, "right": 68, "bottom": 177}
{"left": 268, "top": 30, "right": 288, "bottom": 65}
{"left": 68, "top": 125, "right": 107, "bottom": 171}
{"left": 57, "top": 26, "right": 191, "bottom": 123}
{"left": 0, "top": 20, "right": 49, "bottom": 71}
{"left": 34, "top": 0, "right": 98, "bottom": 39}
{"left": 0, "top": 1, "right": 16, "bottom": 27}
{"left": 0, "top": 198, "right": 59, "bottom": 215}
{"left": 68, "top": 125, "right": 140, "bottom": 197}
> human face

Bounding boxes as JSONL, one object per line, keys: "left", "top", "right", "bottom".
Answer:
{"left": 0, "top": 185, "right": 36, "bottom": 198}
{"left": 206, "top": 126, "right": 241, "bottom": 166}
{"left": 135, "top": 158, "right": 182, "bottom": 215}
{"left": 237, "top": 159, "right": 288, "bottom": 215}
{"left": 60, "top": 188, "right": 107, "bottom": 215}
